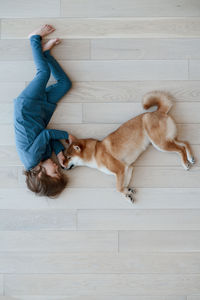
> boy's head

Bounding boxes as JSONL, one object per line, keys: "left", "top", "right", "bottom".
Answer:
{"left": 24, "top": 158, "right": 67, "bottom": 197}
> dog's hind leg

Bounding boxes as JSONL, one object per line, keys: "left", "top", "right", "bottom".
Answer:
{"left": 175, "top": 139, "right": 195, "bottom": 165}
{"left": 153, "top": 140, "right": 191, "bottom": 171}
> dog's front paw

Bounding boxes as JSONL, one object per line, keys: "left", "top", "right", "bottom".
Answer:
{"left": 183, "top": 161, "right": 191, "bottom": 171}
{"left": 126, "top": 193, "right": 135, "bottom": 204}
{"left": 128, "top": 187, "right": 136, "bottom": 194}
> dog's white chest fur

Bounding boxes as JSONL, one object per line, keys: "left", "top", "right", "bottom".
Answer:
{"left": 84, "top": 157, "right": 114, "bottom": 176}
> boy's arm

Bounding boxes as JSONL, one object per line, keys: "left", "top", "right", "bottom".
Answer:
{"left": 51, "top": 140, "right": 65, "bottom": 156}
{"left": 28, "top": 129, "right": 69, "bottom": 154}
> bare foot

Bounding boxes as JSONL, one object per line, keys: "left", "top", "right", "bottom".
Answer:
{"left": 28, "top": 24, "right": 55, "bottom": 39}
{"left": 42, "top": 38, "right": 61, "bottom": 52}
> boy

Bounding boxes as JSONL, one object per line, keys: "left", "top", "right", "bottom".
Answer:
{"left": 14, "top": 24, "right": 71, "bottom": 197}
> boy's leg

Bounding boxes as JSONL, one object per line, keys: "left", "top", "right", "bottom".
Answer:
{"left": 18, "top": 35, "right": 50, "bottom": 99}
{"left": 43, "top": 50, "right": 72, "bottom": 104}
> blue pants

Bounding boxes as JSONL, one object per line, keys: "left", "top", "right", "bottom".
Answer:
{"left": 19, "top": 35, "right": 72, "bottom": 104}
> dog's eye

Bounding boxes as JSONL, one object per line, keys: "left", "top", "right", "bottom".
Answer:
{"left": 67, "top": 156, "right": 71, "bottom": 160}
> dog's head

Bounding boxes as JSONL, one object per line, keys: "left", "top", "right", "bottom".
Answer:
{"left": 63, "top": 135, "right": 84, "bottom": 170}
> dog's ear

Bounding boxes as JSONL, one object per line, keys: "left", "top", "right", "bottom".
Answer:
{"left": 73, "top": 144, "right": 81, "bottom": 152}
{"left": 69, "top": 134, "right": 77, "bottom": 145}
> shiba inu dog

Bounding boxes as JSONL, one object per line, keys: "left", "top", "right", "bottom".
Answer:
{"left": 63, "top": 91, "right": 195, "bottom": 203}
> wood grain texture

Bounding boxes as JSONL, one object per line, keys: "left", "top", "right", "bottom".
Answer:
{"left": 0, "top": 209, "right": 76, "bottom": 230}
{"left": 4, "top": 274, "right": 200, "bottom": 296}
{"left": 0, "top": 252, "right": 200, "bottom": 274}
{"left": 0, "top": 188, "right": 200, "bottom": 210}
{"left": 0, "top": 231, "right": 118, "bottom": 252}
{"left": 2, "top": 18, "right": 200, "bottom": 38}
{"left": 60, "top": 81, "right": 200, "bottom": 103}
{"left": 0, "top": 60, "right": 188, "bottom": 82}
{"left": 119, "top": 230, "right": 200, "bottom": 252}
{"left": 0, "top": 277, "right": 3, "bottom": 296}
{"left": 82, "top": 102, "right": 200, "bottom": 123}
{"left": 0, "top": 82, "right": 25, "bottom": 102}
{"left": 0, "top": 39, "right": 90, "bottom": 61}
{"left": 61, "top": 0, "right": 200, "bottom": 17}
{"left": 0, "top": 0, "right": 60, "bottom": 17}
{"left": 189, "top": 60, "right": 200, "bottom": 80}
{"left": 91, "top": 38, "right": 200, "bottom": 60}
{"left": 77, "top": 209, "right": 200, "bottom": 230}
{"left": 5, "top": 297, "right": 187, "bottom": 300}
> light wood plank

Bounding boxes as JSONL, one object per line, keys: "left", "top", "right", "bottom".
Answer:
{"left": 0, "top": 125, "right": 15, "bottom": 145}
{"left": 0, "top": 39, "right": 90, "bottom": 61}
{"left": 129, "top": 166, "right": 200, "bottom": 188}
{"left": 50, "top": 103, "right": 82, "bottom": 124}
{"left": 0, "top": 60, "right": 188, "bottom": 82}
{"left": 0, "top": 209, "right": 76, "bottom": 230}
{"left": 83, "top": 102, "right": 200, "bottom": 124}
{"left": 2, "top": 18, "right": 200, "bottom": 39}
{"left": 91, "top": 39, "right": 200, "bottom": 60}
{"left": 0, "top": 82, "right": 25, "bottom": 102}
{"left": 0, "top": 188, "right": 199, "bottom": 210}
{"left": 61, "top": 81, "right": 200, "bottom": 103}
{"left": 1, "top": 296, "right": 187, "bottom": 300}
{"left": 1, "top": 252, "right": 200, "bottom": 274}
{"left": 0, "top": 297, "right": 16, "bottom": 300}
{"left": 0, "top": 167, "right": 18, "bottom": 188}
{"left": 119, "top": 230, "right": 200, "bottom": 252}
{"left": 0, "top": 0, "right": 60, "bottom": 17}
{"left": 0, "top": 188, "right": 50, "bottom": 209}
{"left": 0, "top": 276, "right": 3, "bottom": 296}
{"left": 4, "top": 274, "right": 200, "bottom": 296}
{"left": 188, "top": 296, "right": 200, "bottom": 300}
{"left": 189, "top": 60, "right": 200, "bottom": 80}
{"left": 0, "top": 146, "right": 21, "bottom": 166}
{"left": 48, "top": 188, "right": 200, "bottom": 209}
{"left": 0, "top": 231, "right": 118, "bottom": 252}
{"left": 64, "top": 60, "right": 188, "bottom": 81}
{"left": 77, "top": 209, "right": 200, "bottom": 230}
{"left": 61, "top": 0, "right": 200, "bottom": 17}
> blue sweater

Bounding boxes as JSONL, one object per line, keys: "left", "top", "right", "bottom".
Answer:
{"left": 13, "top": 95, "right": 69, "bottom": 170}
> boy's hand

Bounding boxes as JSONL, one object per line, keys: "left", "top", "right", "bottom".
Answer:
{"left": 57, "top": 151, "right": 66, "bottom": 168}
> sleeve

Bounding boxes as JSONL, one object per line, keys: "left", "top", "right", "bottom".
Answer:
{"left": 28, "top": 129, "right": 68, "bottom": 155}
{"left": 51, "top": 140, "right": 65, "bottom": 156}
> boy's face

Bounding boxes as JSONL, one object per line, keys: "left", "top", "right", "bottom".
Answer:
{"left": 40, "top": 158, "right": 61, "bottom": 178}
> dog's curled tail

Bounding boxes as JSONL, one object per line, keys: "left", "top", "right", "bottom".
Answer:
{"left": 142, "top": 91, "right": 173, "bottom": 114}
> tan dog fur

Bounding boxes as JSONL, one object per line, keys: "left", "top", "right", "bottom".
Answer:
{"left": 64, "top": 91, "right": 195, "bottom": 203}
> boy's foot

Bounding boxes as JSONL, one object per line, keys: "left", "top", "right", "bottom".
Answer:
{"left": 42, "top": 38, "right": 61, "bottom": 52}
{"left": 28, "top": 24, "right": 55, "bottom": 39}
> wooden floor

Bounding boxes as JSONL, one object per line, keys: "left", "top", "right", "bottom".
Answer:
{"left": 0, "top": 0, "right": 200, "bottom": 299}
